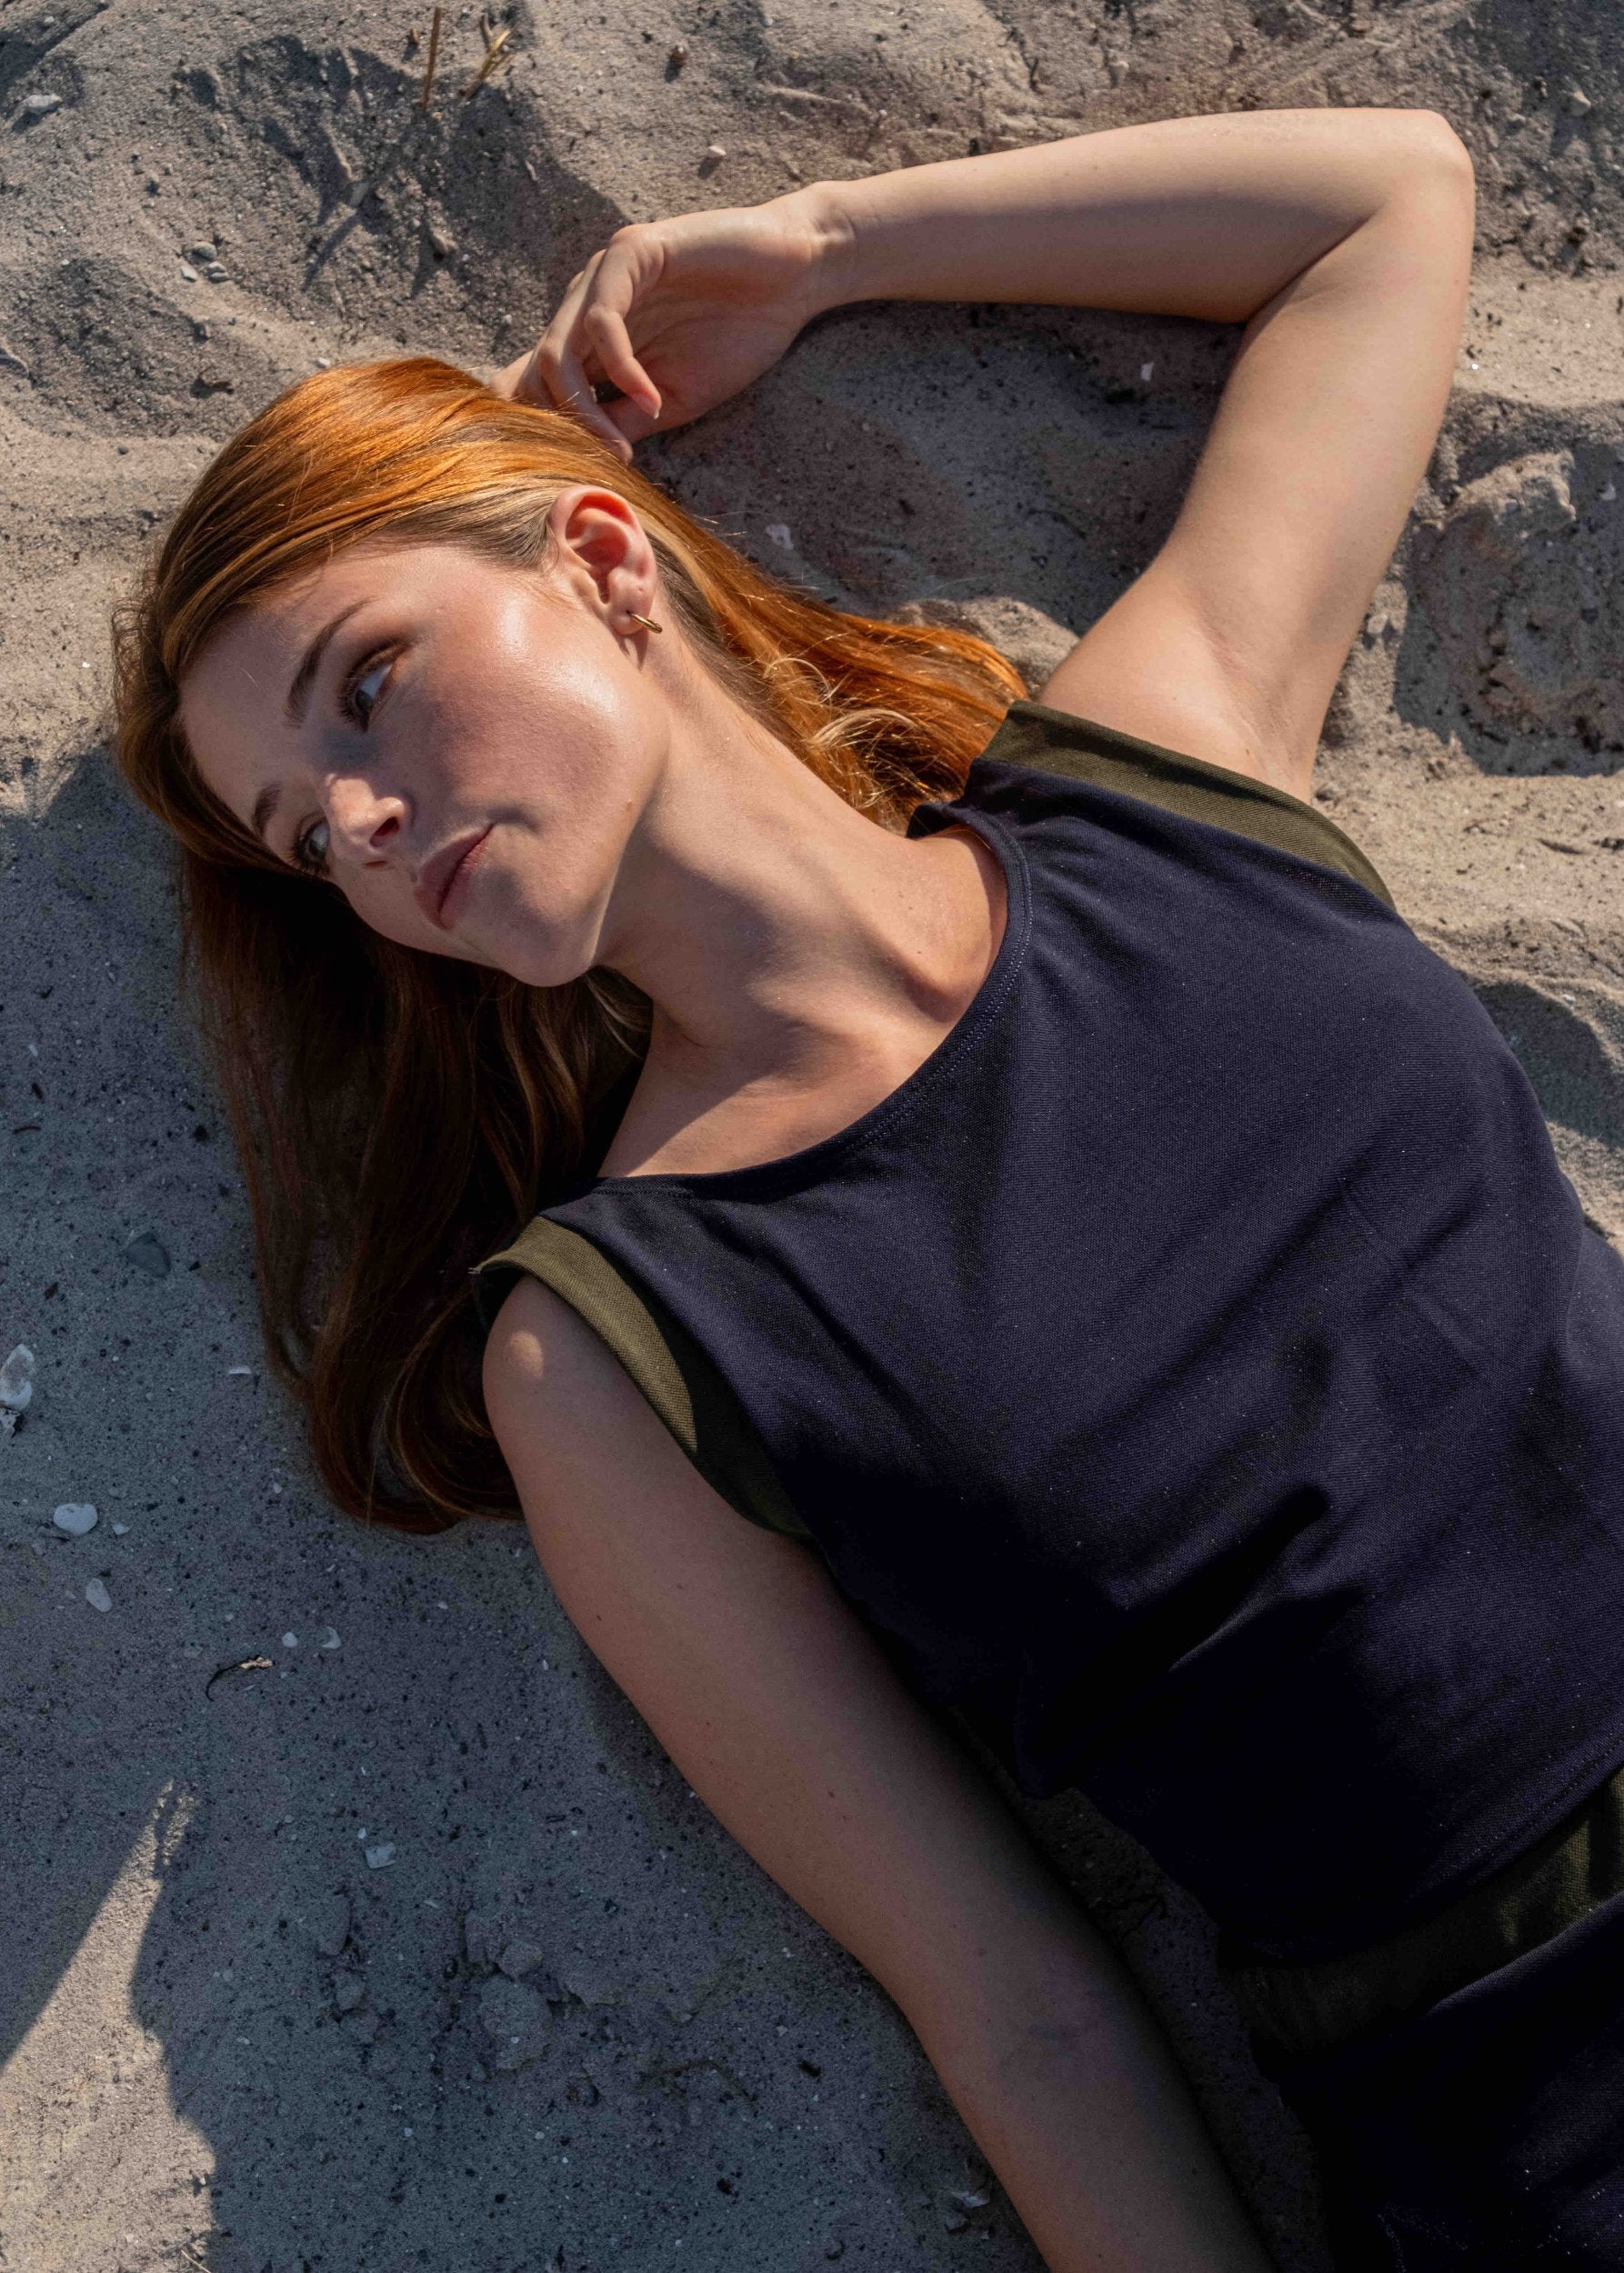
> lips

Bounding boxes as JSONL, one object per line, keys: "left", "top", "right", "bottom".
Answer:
{"left": 413, "top": 827, "right": 492, "bottom": 932}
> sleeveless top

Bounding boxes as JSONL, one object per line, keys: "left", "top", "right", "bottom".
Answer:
{"left": 475, "top": 702, "right": 1624, "bottom": 1968}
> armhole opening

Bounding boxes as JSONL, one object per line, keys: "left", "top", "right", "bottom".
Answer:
{"left": 474, "top": 1217, "right": 811, "bottom": 1543}
{"left": 982, "top": 700, "right": 1396, "bottom": 910}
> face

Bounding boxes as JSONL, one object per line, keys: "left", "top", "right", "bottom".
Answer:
{"left": 181, "top": 492, "right": 675, "bottom": 986}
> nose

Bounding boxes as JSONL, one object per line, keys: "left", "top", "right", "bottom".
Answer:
{"left": 324, "top": 775, "right": 407, "bottom": 864}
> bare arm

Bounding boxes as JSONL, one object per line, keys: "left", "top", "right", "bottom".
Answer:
{"left": 499, "top": 107, "right": 1472, "bottom": 799}
{"left": 485, "top": 1277, "right": 1274, "bottom": 2273}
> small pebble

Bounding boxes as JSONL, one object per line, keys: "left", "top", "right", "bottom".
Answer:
{"left": 193, "top": 318, "right": 211, "bottom": 341}
{"left": 0, "top": 1344, "right": 35, "bottom": 1414}
{"left": 226, "top": 1365, "right": 254, "bottom": 1377}
{"left": 364, "top": 1843, "right": 396, "bottom": 1869}
{"left": 178, "top": 263, "right": 199, "bottom": 283}
{"left": 315, "top": 1626, "right": 340, "bottom": 1649}
{"left": 705, "top": 142, "right": 726, "bottom": 161}
{"left": 667, "top": 41, "right": 688, "bottom": 68}
{"left": 765, "top": 522, "right": 794, "bottom": 551}
{"left": 281, "top": 1631, "right": 299, "bottom": 1648}
{"left": 205, "top": 262, "right": 229, "bottom": 284}
{"left": 54, "top": 1503, "right": 98, "bottom": 1537}
{"left": 1569, "top": 86, "right": 1593, "bottom": 115}
{"left": 85, "top": 1577, "right": 112, "bottom": 1613}
{"left": 1140, "top": 360, "right": 1154, "bottom": 381}
{"left": 188, "top": 239, "right": 217, "bottom": 262}
{"left": 497, "top": 1937, "right": 548, "bottom": 1980}
{"left": 124, "top": 1231, "right": 171, "bottom": 1278}
{"left": 0, "top": 343, "right": 29, "bottom": 375}
{"left": 112, "top": 1523, "right": 129, "bottom": 1536}
{"left": 21, "top": 92, "right": 64, "bottom": 119}
{"left": 426, "top": 224, "right": 455, "bottom": 261}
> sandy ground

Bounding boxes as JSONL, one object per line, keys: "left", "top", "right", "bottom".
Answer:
{"left": 2, "top": 0, "right": 1622, "bottom": 2267}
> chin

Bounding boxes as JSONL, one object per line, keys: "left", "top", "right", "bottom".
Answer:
{"left": 485, "top": 922, "right": 604, "bottom": 991}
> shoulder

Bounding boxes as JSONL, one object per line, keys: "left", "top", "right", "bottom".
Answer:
{"left": 482, "top": 1271, "right": 650, "bottom": 1471}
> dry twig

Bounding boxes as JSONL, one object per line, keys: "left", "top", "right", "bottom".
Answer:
{"left": 461, "top": 14, "right": 515, "bottom": 96}
{"left": 418, "top": 4, "right": 443, "bottom": 111}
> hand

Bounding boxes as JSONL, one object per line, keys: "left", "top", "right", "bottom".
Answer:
{"left": 492, "top": 191, "right": 841, "bottom": 462}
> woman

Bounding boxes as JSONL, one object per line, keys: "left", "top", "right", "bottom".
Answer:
{"left": 114, "top": 108, "right": 1624, "bottom": 2268}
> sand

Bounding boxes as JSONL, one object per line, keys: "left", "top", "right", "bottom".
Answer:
{"left": 1, "top": 0, "right": 1620, "bottom": 2265}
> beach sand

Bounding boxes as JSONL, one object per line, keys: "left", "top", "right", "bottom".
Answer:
{"left": 2, "top": 0, "right": 1621, "bottom": 2266}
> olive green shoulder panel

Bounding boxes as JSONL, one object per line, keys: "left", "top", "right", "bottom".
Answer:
{"left": 473, "top": 1216, "right": 810, "bottom": 1543}
{"left": 983, "top": 701, "right": 1395, "bottom": 911}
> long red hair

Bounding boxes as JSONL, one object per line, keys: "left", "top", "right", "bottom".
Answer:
{"left": 113, "top": 356, "right": 1024, "bottom": 1529}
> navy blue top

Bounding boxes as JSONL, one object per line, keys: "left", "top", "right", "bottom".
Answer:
{"left": 541, "top": 719, "right": 1624, "bottom": 1963}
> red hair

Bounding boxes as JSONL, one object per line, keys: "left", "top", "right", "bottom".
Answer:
{"left": 113, "top": 356, "right": 1023, "bottom": 1528}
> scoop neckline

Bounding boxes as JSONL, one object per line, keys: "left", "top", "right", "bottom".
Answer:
{"left": 576, "top": 788, "right": 1032, "bottom": 1205}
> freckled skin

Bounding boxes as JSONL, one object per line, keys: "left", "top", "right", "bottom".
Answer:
{"left": 181, "top": 499, "right": 673, "bottom": 988}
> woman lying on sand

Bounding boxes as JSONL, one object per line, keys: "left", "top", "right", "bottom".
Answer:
{"left": 115, "top": 107, "right": 1624, "bottom": 2269}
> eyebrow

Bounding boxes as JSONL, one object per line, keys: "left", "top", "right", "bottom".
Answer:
{"left": 285, "top": 599, "right": 366, "bottom": 729}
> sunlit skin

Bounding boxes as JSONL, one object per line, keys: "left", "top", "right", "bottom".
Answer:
{"left": 181, "top": 489, "right": 1006, "bottom": 1179}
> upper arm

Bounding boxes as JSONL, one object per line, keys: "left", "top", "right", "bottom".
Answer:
{"left": 482, "top": 1274, "right": 1083, "bottom": 2018}
{"left": 1039, "top": 111, "right": 1474, "bottom": 801}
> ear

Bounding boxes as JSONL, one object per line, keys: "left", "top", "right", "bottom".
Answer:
{"left": 546, "top": 486, "right": 661, "bottom": 636}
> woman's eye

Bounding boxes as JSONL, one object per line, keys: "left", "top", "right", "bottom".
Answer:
{"left": 292, "top": 816, "right": 331, "bottom": 876}
{"left": 344, "top": 653, "right": 394, "bottom": 726}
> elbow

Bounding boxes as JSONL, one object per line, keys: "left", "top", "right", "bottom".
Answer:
{"left": 1388, "top": 107, "right": 1476, "bottom": 212}
{"left": 1362, "top": 108, "right": 1475, "bottom": 259}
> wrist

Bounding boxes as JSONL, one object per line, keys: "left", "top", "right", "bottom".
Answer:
{"left": 777, "top": 178, "right": 866, "bottom": 318}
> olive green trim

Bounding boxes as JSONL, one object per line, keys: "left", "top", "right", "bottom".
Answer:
{"left": 474, "top": 1217, "right": 810, "bottom": 1543}
{"left": 1223, "top": 1760, "right": 1624, "bottom": 2056}
{"left": 984, "top": 701, "right": 1395, "bottom": 912}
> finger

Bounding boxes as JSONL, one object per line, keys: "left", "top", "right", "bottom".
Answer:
{"left": 578, "top": 248, "right": 663, "bottom": 419}
{"left": 530, "top": 292, "right": 637, "bottom": 454}
{"left": 515, "top": 347, "right": 635, "bottom": 459}
{"left": 603, "top": 392, "right": 666, "bottom": 450}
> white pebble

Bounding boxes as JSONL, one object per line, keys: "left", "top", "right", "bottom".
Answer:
{"left": 112, "top": 1522, "right": 129, "bottom": 1536}
{"left": 0, "top": 1344, "right": 35, "bottom": 1411}
{"left": 315, "top": 1626, "right": 340, "bottom": 1649}
{"left": 706, "top": 143, "right": 727, "bottom": 160}
{"left": 281, "top": 1631, "right": 299, "bottom": 1648}
{"left": 54, "top": 1503, "right": 98, "bottom": 1537}
{"left": 1602, "top": 483, "right": 1618, "bottom": 504}
{"left": 1140, "top": 361, "right": 1154, "bottom": 381}
{"left": 226, "top": 1365, "right": 254, "bottom": 1377}
{"left": 178, "top": 263, "right": 199, "bottom": 283}
{"left": 365, "top": 1843, "right": 396, "bottom": 1869}
{"left": 765, "top": 523, "right": 794, "bottom": 551}
{"left": 21, "top": 92, "right": 63, "bottom": 118}
{"left": 85, "top": 1577, "right": 112, "bottom": 1612}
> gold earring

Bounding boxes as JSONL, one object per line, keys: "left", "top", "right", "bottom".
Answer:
{"left": 627, "top": 611, "right": 663, "bottom": 635}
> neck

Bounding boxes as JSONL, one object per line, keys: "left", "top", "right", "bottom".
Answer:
{"left": 596, "top": 671, "right": 1005, "bottom": 1178}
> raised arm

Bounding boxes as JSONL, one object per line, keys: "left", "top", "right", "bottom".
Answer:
{"left": 485, "top": 1277, "right": 1274, "bottom": 2273}
{"left": 501, "top": 108, "right": 1472, "bottom": 799}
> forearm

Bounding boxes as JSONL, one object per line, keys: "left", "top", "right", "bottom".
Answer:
{"left": 798, "top": 106, "right": 1460, "bottom": 325}
{"left": 897, "top": 1896, "right": 1276, "bottom": 2273}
